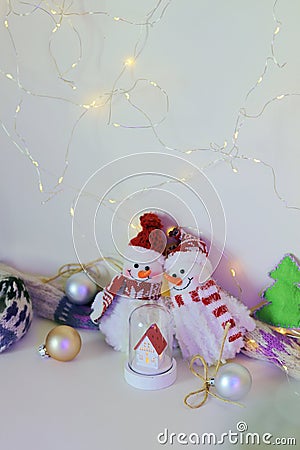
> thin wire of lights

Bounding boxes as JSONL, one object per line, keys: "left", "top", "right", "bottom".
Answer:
{"left": 0, "top": 0, "right": 299, "bottom": 213}
{"left": 1, "top": 0, "right": 172, "bottom": 196}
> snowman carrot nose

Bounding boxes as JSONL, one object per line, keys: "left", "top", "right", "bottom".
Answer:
{"left": 138, "top": 269, "right": 151, "bottom": 278}
{"left": 164, "top": 273, "right": 183, "bottom": 286}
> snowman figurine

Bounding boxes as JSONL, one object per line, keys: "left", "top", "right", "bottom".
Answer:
{"left": 164, "top": 229, "right": 255, "bottom": 366}
{"left": 90, "top": 213, "right": 166, "bottom": 352}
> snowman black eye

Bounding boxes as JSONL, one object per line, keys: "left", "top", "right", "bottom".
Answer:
{"left": 172, "top": 273, "right": 177, "bottom": 278}
{"left": 180, "top": 269, "right": 185, "bottom": 274}
{"left": 145, "top": 266, "right": 150, "bottom": 271}
{"left": 134, "top": 263, "right": 139, "bottom": 268}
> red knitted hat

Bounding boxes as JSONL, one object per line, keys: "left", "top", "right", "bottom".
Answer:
{"left": 130, "top": 213, "right": 166, "bottom": 255}
{"left": 167, "top": 229, "right": 208, "bottom": 257}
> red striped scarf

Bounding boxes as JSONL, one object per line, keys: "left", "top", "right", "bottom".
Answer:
{"left": 171, "top": 279, "right": 243, "bottom": 343}
{"left": 106, "top": 274, "right": 161, "bottom": 301}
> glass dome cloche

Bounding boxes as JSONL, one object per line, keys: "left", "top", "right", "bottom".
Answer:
{"left": 124, "top": 303, "right": 177, "bottom": 390}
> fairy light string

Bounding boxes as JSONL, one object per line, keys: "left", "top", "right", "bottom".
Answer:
{"left": 49, "top": 18, "right": 82, "bottom": 90}
{"left": 1, "top": 0, "right": 173, "bottom": 196}
{"left": 109, "top": 0, "right": 300, "bottom": 211}
{"left": 245, "top": 0, "right": 286, "bottom": 102}
{"left": 0, "top": 0, "right": 299, "bottom": 212}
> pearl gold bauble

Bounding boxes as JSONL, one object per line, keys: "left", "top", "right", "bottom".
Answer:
{"left": 214, "top": 363, "right": 252, "bottom": 401}
{"left": 65, "top": 272, "right": 98, "bottom": 305}
{"left": 39, "top": 325, "right": 82, "bottom": 361}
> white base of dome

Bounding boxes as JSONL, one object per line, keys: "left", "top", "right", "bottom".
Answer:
{"left": 124, "top": 358, "right": 177, "bottom": 390}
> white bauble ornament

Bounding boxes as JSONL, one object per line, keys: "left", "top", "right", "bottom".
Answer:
{"left": 214, "top": 363, "right": 252, "bottom": 401}
{"left": 65, "top": 272, "right": 98, "bottom": 305}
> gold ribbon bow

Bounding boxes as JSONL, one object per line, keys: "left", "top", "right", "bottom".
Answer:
{"left": 184, "top": 323, "right": 243, "bottom": 408}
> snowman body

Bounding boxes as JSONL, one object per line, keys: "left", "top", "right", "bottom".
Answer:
{"left": 164, "top": 250, "right": 255, "bottom": 365}
{"left": 91, "top": 246, "right": 164, "bottom": 352}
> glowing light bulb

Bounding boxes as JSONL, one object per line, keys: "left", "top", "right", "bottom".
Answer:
{"left": 166, "top": 226, "right": 176, "bottom": 235}
{"left": 274, "top": 26, "right": 280, "bottom": 35}
{"left": 246, "top": 339, "right": 259, "bottom": 350}
{"left": 125, "top": 57, "right": 135, "bottom": 67}
{"left": 230, "top": 268, "right": 236, "bottom": 277}
{"left": 70, "top": 207, "right": 75, "bottom": 217}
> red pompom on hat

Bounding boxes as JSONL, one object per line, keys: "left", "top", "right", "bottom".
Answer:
{"left": 130, "top": 213, "right": 162, "bottom": 248}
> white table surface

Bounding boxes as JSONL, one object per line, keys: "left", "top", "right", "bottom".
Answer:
{"left": 1, "top": 316, "right": 299, "bottom": 450}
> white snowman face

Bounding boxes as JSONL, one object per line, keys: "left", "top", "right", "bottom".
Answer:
{"left": 164, "top": 252, "right": 212, "bottom": 292}
{"left": 123, "top": 247, "right": 164, "bottom": 284}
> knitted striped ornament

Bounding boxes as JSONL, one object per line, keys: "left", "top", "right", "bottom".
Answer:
{"left": 0, "top": 263, "right": 97, "bottom": 331}
{"left": 243, "top": 320, "right": 300, "bottom": 380}
{"left": 0, "top": 274, "right": 33, "bottom": 353}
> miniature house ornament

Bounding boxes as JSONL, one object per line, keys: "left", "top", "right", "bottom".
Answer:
{"left": 124, "top": 303, "right": 177, "bottom": 390}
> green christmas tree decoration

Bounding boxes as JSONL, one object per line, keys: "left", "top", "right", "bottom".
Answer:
{"left": 255, "top": 254, "right": 300, "bottom": 329}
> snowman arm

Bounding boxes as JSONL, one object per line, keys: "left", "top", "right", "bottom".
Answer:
{"left": 102, "top": 289, "right": 116, "bottom": 313}
{"left": 218, "top": 287, "right": 256, "bottom": 332}
{"left": 90, "top": 288, "right": 116, "bottom": 324}
{"left": 90, "top": 273, "right": 126, "bottom": 323}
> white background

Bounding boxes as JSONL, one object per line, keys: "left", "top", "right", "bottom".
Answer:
{"left": 1, "top": 2, "right": 300, "bottom": 449}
